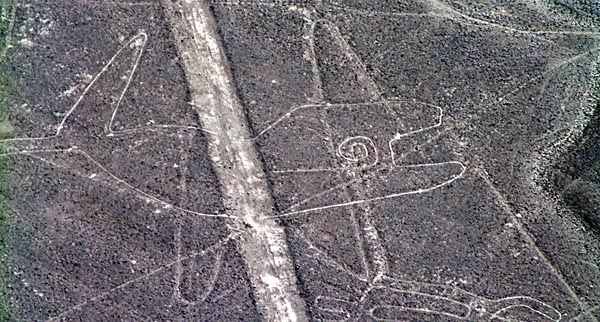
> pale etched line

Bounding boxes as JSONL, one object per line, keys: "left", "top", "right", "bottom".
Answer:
{"left": 172, "top": 135, "right": 188, "bottom": 304}
{"left": 475, "top": 166, "right": 594, "bottom": 321}
{"left": 532, "top": 51, "right": 600, "bottom": 149}
{"left": 272, "top": 162, "right": 466, "bottom": 219}
{"left": 162, "top": 1, "right": 308, "bottom": 320}
{"left": 295, "top": 229, "right": 368, "bottom": 281}
{"left": 368, "top": 277, "right": 560, "bottom": 321}
{"left": 208, "top": 288, "right": 235, "bottom": 303}
{"left": 80, "top": 1, "right": 157, "bottom": 6}
{"left": 323, "top": 1, "right": 599, "bottom": 66}
{"left": 348, "top": 204, "right": 371, "bottom": 281}
{"left": 449, "top": 41, "right": 600, "bottom": 134}
{"left": 429, "top": 0, "right": 600, "bottom": 36}
{"left": 1, "top": 31, "right": 147, "bottom": 146}
{"left": 253, "top": 104, "right": 311, "bottom": 139}
{"left": 314, "top": 296, "right": 352, "bottom": 321}
{"left": 321, "top": 280, "right": 561, "bottom": 321}
{"left": 316, "top": 101, "right": 374, "bottom": 281}
{"left": 353, "top": 184, "right": 388, "bottom": 284}
{"left": 367, "top": 287, "right": 471, "bottom": 320}
{"left": 111, "top": 124, "right": 215, "bottom": 136}
{"left": 75, "top": 148, "right": 234, "bottom": 219}
{"left": 0, "top": 31, "right": 232, "bottom": 219}
{"left": 254, "top": 96, "right": 441, "bottom": 143}
{"left": 171, "top": 130, "right": 228, "bottom": 306}
{"left": 481, "top": 296, "right": 563, "bottom": 321}
{"left": 391, "top": 104, "right": 443, "bottom": 141}
{"left": 172, "top": 216, "right": 184, "bottom": 303}
{"left": 213, "top": 0, "right": 600, "bottom": 38}
{"left": 46, "top": 232, "right": 240, "bottom": 322}
{"left": 106, "top": 34, "right": 146, "bottom": 134}
{"left": 490, "top": 304, "right": 551, "bottom": 321}
{"left": 59, "top": 32, "right": 148, "bottom": 135}
{"left": 176, "top": 243, "right": 224, "bottom": 305}
{"left": 497, "top": 45, "right": 600, "bottom": 105}
{"left": 369, "top": 305, "right": 462, "bottom": 320}
{"left": 306, "top": 14, "right": 325, "bottom": 104}
{"left": 259, "top": 101, "right": 442, "bottom": 173}
{"left": 271, "top": 135, "right": 378, "bottom": 174}
{"left": 319, "top": 269, "right": 561, "bottom": 320}
{"left": 318, "top": 109, "right": 374, "bottom": 280}
{"left": 324, "top": 1, "right": 600, "bottom": 39}
{"left": 2, "top": 148, "right": 233, "bottom": 219}
{"left": 281, "top": 128, "right": 450, "bottom": 214}
{"left": 252, "top": 7, "right": 599, "bottom": 142}
{"left": 211, "top": 0, "right": 313, "bottom": 8}
{"left": 254, "top": 14, "right": 393, "bottom": 140}
{"left": 311, "top": 18, "right": 383, "bottom": 100}
{"left": 569, "top": 305, "right": 600, "bottom": 322}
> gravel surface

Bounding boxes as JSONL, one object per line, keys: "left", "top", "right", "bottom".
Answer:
{"left": 1, "top": 0, "right": 599, "bottom": 320}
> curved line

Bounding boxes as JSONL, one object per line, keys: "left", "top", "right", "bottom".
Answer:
{"left": 58, "top": 32, "right": 148, "bottom": 135}
{"left": 490, "top": 304, "right": 560, "bottom": 322}
{"left": 74, "top": 149, "right": 235, "bottom": 219}
{"left": 271, "top": 161, "right": 466, "bottom": 218}
{"left": 367, "top": 288, "right": 471, "bottom": 318}
{"left": 46, "top": 232, "right": 241, "bottom": 321}
{"left": 278, "top": 125, "right": 453, "bottom": 213}
{"left": 256, "top": 99, "right": 444, "bottom": 146}
{"left": 107, "top": 33, "right": 148, "bottom": 133}
{"left": 176, "top": 243, "right": 226, "bottom": 305}
{"left": 338, "top": 135, "right": 378, "bottom": 164}
{"left": 488, "top": 296, "right": 562, "bottom": 322}
{"left": 2, "top": 147, "right": 234, "bottom": 219}
{"left": 325, "top": 2, "right": 600, "bottom": 38}
{"left": 429, "top": 0, "right": 600, "bottom": 37}
{"left": 368, "top": 305, "right": 466, "bottom": 321}
{"left": 0, "top": 31, "right": 148, "bottom": 144}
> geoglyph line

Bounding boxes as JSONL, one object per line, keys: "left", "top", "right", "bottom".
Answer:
{"left": 1, "top": 1, "right": 592, "bottom": 320}
{"left": 161, "top": 1, "right": 308, "bottom": 320}
{"left": 46, "top": 232, "right": 241, "bottom": 321}
{"left": 239, "top": 6, "right": 564, "bottom": 320}
{"left": 0, "top": 31, "right": 232, "bottom": 219}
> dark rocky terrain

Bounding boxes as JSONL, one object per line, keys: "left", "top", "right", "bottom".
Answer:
{"left": 1, "top": 0, "right": 599, "bottom": 320}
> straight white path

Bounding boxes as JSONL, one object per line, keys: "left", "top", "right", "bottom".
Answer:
{"left": 162, "top": 1, "right": 308, "bottom": 321}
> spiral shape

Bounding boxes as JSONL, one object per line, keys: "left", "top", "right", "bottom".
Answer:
{"left": 337, "top": 136, "right": 378, "bottom": 167}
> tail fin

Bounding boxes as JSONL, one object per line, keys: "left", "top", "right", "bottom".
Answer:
{"left": 310, "top": 19, "right": 381, "bottom": 104}
{"left": 56, "top": 32, "right": 147, "bottom": 137}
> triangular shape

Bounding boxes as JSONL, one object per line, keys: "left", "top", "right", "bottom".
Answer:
{"left": 58, "top": 32, "right": 147, "bottom": 137}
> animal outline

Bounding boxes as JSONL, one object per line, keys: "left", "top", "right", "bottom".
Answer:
{"left": 3, "top": 2, "right": 595, "bottom": 318}
{"left": 248, "top": 6, "right": 564, "bottom": 320}
{"left": 0, "top": 31, "right": 236, "bottom": 311}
